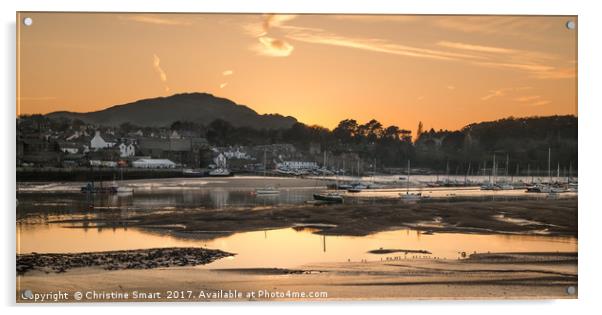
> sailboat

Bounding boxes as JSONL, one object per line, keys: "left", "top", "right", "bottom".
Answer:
{"left": 481, "top": 153, "right": 497, "bottom": 190}
{"left": 526, "top": 147, "right": 557, "bottom": 193}
{"left": 400, "top": 160, "right": 422, "bottom": 200}
{"left": 347, "top": 158, "right": 367, "bottom": 192}
{"left": 255, "top": 148, "right": 280, "bottom": 196}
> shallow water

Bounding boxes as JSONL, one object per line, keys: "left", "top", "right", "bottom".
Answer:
{"left": 16, "top": 177, "right": 577, "bottom": 269}
{"left": 16, "top": 177, "right": 574, "bottom": 222}
{"left": 16, "top": 224, "right": 576, "bottom": 268}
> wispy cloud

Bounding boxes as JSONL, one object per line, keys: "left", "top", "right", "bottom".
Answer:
{"left": 481, "top": 87, "right": 533, "bottom": 101}
{"left": 447, "top": 85, "right": 456, "bottom": 90}
{"left": 330, "top": 15, "right": 420, "bottom": 23}
{"left": 434, "top": 16, "right": 556, "bottom": 37}
{"left": 287, "top": 31, "right": 479, "bottom": 61}
{"left": 153, "top": 54, "right": 170, "bottom": 92}
{"left": 530, "top": 100, "right": 551, "bottom": 107}
{"left": 242, "top": 15, "right": 574, "bottom": 80}
{"left": 481, "top": 89, "right": 506, "bottom": 101}
{"left": 512, "top": 95, "right": 551, "bottom": 107}
{"left": 437, "top": 41, "right": 517, "bottom": 54}
{"left": 436, "top": 40, "right": 572, "bottom": 80}
{"left": 220, "top": 70, "right": 234, "bottom": 88}
{"left": 514, "top": 95, "right": 541, "bottom": 102}
{"left": 246, "top": 14, "right": 297, "bottom": 57}
{"left": 253, "top": 36, "right": 294, "bottom": 57}
{"left": 262, "top": 14, "right": 297, "bottom": 34}
{"left": 119, "top": 15, "right": 192, "bottom": 26}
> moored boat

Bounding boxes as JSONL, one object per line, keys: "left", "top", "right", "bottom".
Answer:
{"left": 255, "top": 187, "right": 280, "bottom": 195}
{"left": 313, "top": 193, "right": 343, "bottom": 203}
{"left": 182, "top": 168, "right": 206, "bottom": 177}
{"left": 81, "top": 181, "right": 117, "bottom": 194}
{"left": 208, "top": 168, "right": 232, "bottom": 177}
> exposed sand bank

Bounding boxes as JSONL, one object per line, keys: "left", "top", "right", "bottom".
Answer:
{"left": 17, "top": 252, "right": 577, "bottom": 302}
{"left": 51, "top": 198, "right": 577, "bottom": 239}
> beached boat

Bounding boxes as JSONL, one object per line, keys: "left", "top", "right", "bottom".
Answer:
{"left": 313, "top": 193, "right": 343, "bottom": 203}
{"left": 480, "top": 182, "right": 496, "bottom": 190}
{"left": 81, "top": 181, "right": 118, "bottom": 194}
{"left": 400, "top": 192, "right": 422, "bottom": 201}
{"left": 495, "top": 183, "right": 514, "bottom": 190}
{"left": 347, "top": 183, "right": 367, "bottom": 193}
{"left": 182, "top": 168, "right": 205, "bottom": 177}
{"left": 255, "top": 187, "right": 280, "bottom": 195}
{"left": 208, "top": 168, "right": 232, "bottom": 177}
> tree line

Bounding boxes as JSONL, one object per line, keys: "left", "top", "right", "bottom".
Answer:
{"left": 18, "top": 114, "right": 578, "bottom": 173}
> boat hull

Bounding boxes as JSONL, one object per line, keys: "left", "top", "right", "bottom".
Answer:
{"left": 313, "top": 194, "right": 343, "bottom": 203}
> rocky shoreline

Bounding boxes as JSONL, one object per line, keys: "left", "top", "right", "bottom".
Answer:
{"left": 17, "top": 247, "right": 234, "bottom": 275}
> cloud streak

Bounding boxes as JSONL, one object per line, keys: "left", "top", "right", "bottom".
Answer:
{"left": 242, "top": 15, "right": 574, "bottom": 80}
{"left": 246, "top": 14, "right": 297, "bottom": 57}
{"left": 254, "top": 36, "right": 294, "bottom": 57}
{"left": 287, "top": 31, "right": 480, "bottom": 61}
{"left": 153, "top": 54, "right": 170, "bottom": 92}
{"left": 437, "top": 41, "right": 517, "bottom": 54}
{"left": 481, "top": 87, "right": 533, "bottom": 101}
{"left": 120, "top": 15, "right": 192, "bottom": 26}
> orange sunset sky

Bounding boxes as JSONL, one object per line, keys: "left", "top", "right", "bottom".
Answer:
{"left": 17, "top": 13, "right": 577, "bottom": 133}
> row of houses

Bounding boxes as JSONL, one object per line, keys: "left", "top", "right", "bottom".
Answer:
{"left": 17, "top": 122, "right": 325, "bottom": 171}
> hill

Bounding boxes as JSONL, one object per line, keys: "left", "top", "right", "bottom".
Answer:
{"left": 47, "top": 93, "right": 297, "bottom": 129}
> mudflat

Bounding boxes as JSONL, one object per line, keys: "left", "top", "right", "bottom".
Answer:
{"left": 50, "top": 198, "right": 577, "bottom": 239}
{"left": 17, "top": 252, "right": 577, "bottom": 302}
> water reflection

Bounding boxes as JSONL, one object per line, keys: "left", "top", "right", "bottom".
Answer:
{"left": 16, "top": 224, "right": 577, "bottom": 269}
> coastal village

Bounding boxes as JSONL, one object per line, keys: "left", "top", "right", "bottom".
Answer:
{"left": 16, "top": 116, "right": 325, "bottom": 176}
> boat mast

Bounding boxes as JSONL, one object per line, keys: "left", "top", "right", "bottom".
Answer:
{"left": 373, "top": 158, "right": 376, "bottom": 185}
{"left": 548, "top": 147, "right": 551, "bottom": 184}
{"left": 446, "top": 160, "right": 449, "bottom": 181}
{"left": 506, "top": 153, "right": 510, "bottom": 177}
{"left": 263, "top": 148, "right": 267, "bottom": 177}
{"left": 492, "top": 153, "right": 496, "bottom": 184}
{"left": 406, "top": 160, "right": 411, "bottom": 194}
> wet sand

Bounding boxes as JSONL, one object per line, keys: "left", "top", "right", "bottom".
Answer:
{"left": 17, "top": 252, "right": 577, "bottom": 302}
{"left": 51, "top": 198, "right": 577, "bottom": 239}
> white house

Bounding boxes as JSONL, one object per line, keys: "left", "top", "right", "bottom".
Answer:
{"left": 170, "top": 130, "right": 181, "bottom": 139}
{"left": 58, "top": 142, "right": 80, "bottom": 154}
{"left": 118, "top": 142, "right": 136, "bottom": 158}
{"left": 132, "top": 158, "right": 176, "bottom": 169}
{"left": 90, "top": 131, "right": 115, "bottom": 150}
{"left": 222, "top": 147, "right": 252, "bottom": 160}
{"left": 214, "top": 153, "right": 227, "bottom": 168}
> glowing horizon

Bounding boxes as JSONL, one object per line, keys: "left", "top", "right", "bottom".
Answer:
{"left": 17, "top": 13, "right": 577, "bottom": 133}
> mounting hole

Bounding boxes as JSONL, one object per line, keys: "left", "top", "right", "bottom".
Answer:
{"left": 23, "top": 17, "right": 33, "bottom": 26}
{"left": 22, "top": 289, "right": 33, "bottom": 299}
{"left": 566, "top": 286, "right": 576, "bottom": 295}
{"left": 566, "top": 20, "right": 575, "bottom": 30}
